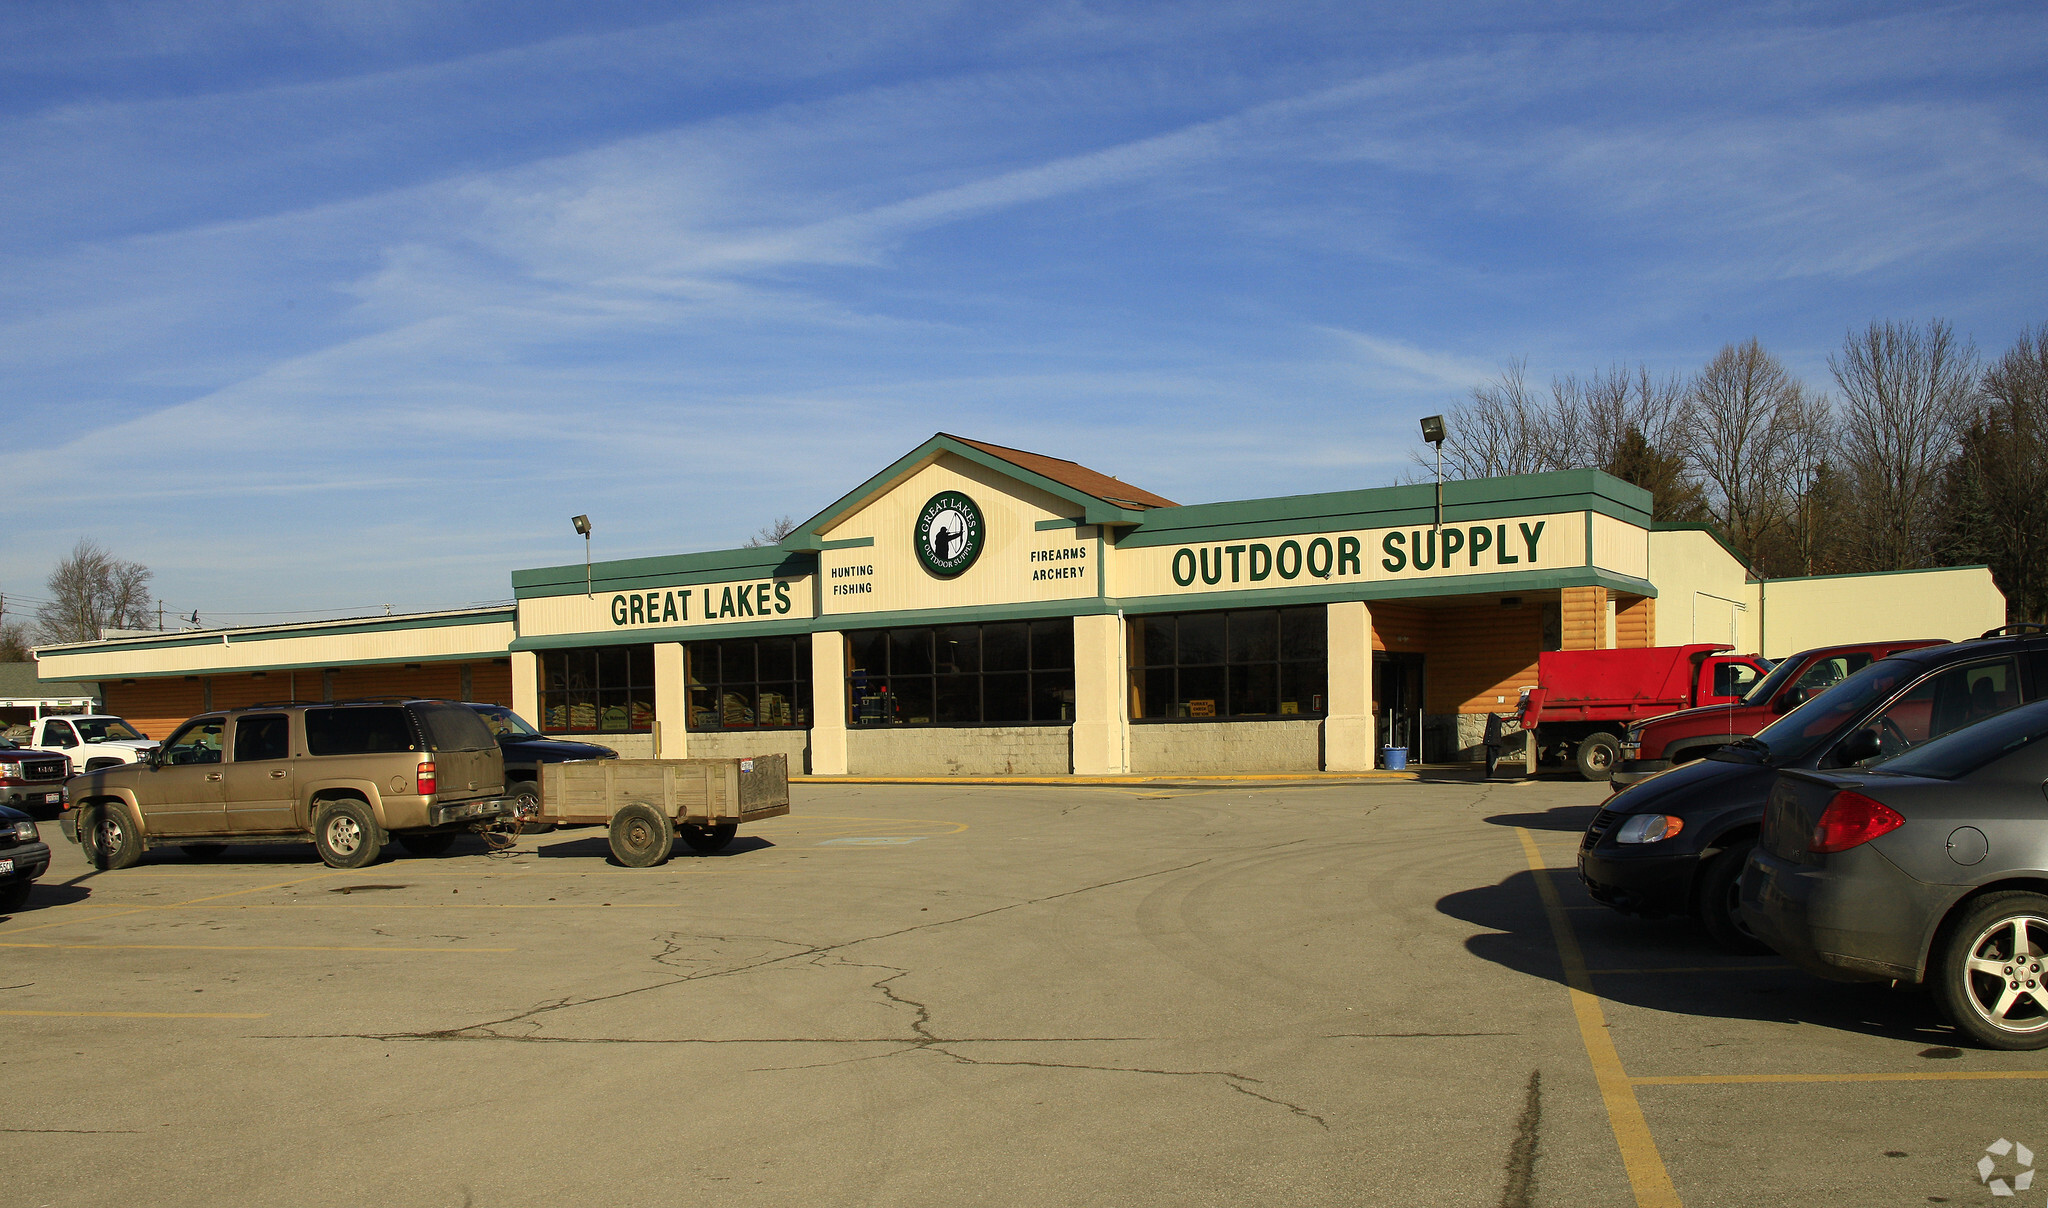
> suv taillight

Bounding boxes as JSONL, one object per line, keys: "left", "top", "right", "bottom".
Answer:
{"left": 1808, "top": 790, "right": 1904, "bottom": 854}
{"left": 416, "top": 761, "right": 437, "bottom": 796}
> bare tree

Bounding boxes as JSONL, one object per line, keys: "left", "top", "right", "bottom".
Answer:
{"left": 1686, "top": 339, "right": 1820, "bottom": 567}
{"left": 1436, "top": 360, "right": 1560, "bottom": 478}
{"left": 744, "top": 516, "right": 799, "bottom": 548}
{"left": 1831, "top": 319, "right": 1979, "bottom": 569}
{"left": 1430, "top": 361, "right": 1704, "bottom": 518}
{"left": 1942, "top": 325, "right": 2048, "bottom": 621}
{"left": 1555, "top": 364, "right": 1705, "bottom": 517}
{"left": 0, "top": 622, "right": 30, "bottom": 662}
{"left": 34, "top": 539, "right": 155, "bottom": 643}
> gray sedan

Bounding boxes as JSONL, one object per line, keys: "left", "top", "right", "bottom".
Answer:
{"left": 1741, "top": 696, "right": 2048, "bottom": 1050}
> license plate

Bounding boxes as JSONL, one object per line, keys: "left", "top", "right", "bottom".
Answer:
{"left": 43, "top": 792, "right": 61, "bottom": 805}
{"left": 0, "top": 858, "right": 12, "bottom": 875}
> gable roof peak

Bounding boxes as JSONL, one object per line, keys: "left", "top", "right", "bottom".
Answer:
{"left": 944, "top": 433, "right": 1176, "bottom": 511}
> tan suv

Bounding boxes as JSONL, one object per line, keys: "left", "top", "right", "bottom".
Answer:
{"left": 68, "top": 699, "right": 510, "bottom": 870}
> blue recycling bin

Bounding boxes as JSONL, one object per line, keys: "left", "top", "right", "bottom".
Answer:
{"left": 1381, "top": 746, "right": 1409, "bottom": 771}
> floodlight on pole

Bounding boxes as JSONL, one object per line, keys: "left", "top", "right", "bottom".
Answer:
{"left": 1419, "top": 416, "right": 1448, "bottom": 531}
{"left": 571, "top": 515, "right": 592, "bottom": 595}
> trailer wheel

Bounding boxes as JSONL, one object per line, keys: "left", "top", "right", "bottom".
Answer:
{"left": 1574, "top": 732, "right": 1620, "bottom": 781}
{"left": 609, "top": 802, "right": 673, "bottom": 867}
{"left": 681, "top": 822, "right": 737, "bottom": 854}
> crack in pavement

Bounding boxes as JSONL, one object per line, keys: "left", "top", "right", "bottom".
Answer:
{"left": 310, "top": 845, "right": 1306, "bottom": 1043}
{"left": 265, "top": 838, "right": 1338, "bottom": 1130}
{"left": 771, "top": 954, "right": 1330, "bottom": 1130}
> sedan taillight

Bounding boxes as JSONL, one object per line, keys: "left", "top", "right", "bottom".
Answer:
{"left": 416, "top": 761, "right": 437, "bottom": 796}
{"left": 1809, "top": 790, "right": 1905, "bottom": 854}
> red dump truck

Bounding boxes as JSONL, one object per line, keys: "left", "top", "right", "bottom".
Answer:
{"left": 1518, "top": 644, "right": 1772, "bottom": 780}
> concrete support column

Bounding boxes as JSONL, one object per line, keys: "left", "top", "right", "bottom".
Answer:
{"left": 1324, "top": 600, "right": 1376, "bottom": 771}
{"left": 809, "top": 631, "right": 848, "bottom": 776}
{"left": 1070, "top": 612, "right": 1129, "bottom": 775}
{"left": 511, "top": 651, "right": 540, "bottom": 726}
{"left": 652, "top": 642, "right": 687, "bottom": 759}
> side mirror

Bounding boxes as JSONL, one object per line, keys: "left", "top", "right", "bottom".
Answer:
{"left": 146, "top": 748, "right": 164, "bottom": 768}
{"left": 1836, "top": 728, "right": 1883, "bottom": 765}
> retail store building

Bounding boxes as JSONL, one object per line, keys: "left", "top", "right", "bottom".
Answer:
{"left": 34, "top": 434, "right": 2007, "bottom": 774}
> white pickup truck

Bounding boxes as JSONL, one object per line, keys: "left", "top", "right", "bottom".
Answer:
{"left": 21, "top": 715, "right": 158, "bottom": 772}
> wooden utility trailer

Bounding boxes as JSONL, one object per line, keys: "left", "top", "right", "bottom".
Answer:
{"left": 539, "top": 754, "right": 790, "bottom": 866}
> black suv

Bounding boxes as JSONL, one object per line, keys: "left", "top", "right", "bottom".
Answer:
{"left": 464, "top": 704, "right": 617, "bottom": 824}
{"left": 1579, "top": 626, "right": 2048, "bottom": 949}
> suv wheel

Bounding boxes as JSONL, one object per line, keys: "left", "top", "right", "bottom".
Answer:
{"left": 83, "top": 803, "right": 145, "bottom": 870}
{"left": 1935, "top": 892, "right": 2048, "bottom": 1050}
{"left": 313, "top": 800, "right": 384, "bottom": 869}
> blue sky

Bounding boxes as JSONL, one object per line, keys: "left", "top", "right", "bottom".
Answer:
{"left": 2, "top": 1, "right": 2043, "bottom": 629}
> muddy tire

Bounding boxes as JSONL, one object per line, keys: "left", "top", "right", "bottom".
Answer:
{"left": 609, "top": 802, "right": 672, "bottom": 868}
{"left": 83, "top": 803, "right": 145, "bottom": 870}
{"left": 312, "top": 800, "right": 384, "bottom": 870}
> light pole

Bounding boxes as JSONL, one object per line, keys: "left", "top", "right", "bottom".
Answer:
{"left": 1419, "top": 415, "right": 1447, "bottom": 530}
{"left": 571, "top": 515, "right": 592, "bottom": 596}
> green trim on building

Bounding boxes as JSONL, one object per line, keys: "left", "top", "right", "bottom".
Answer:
{"left": 1114, "top": 469, "right": 1653, "bottom": 549}
{"left": 1104, "top": 567, "right": 1658, "bottom": 617}
{"left": 510, "top": 615, "right": 828, "bottom": 651}
{"left": 821, "top": 536, "right": 875, "bottom": 550}
{"left": 1753, "top": 563, "right": 1992, "bottom": 586}
{"left": 779, "top": 434, "right": 1143, "bottom": 550}
{"left": 513, "top": 548, "right": 816, "bottom": 600}
{"left": 33, "top": 608, "right": 514, "bottom": 658}
{"left": 1035, "top": 517, "right": 1083, "bottom": 531}
{"left": 46, "top": 649, "right": 508, "bottom": 683}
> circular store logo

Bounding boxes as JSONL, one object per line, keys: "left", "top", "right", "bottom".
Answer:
{"left": 915, "top": 490, "right": 984, "bottom": 578}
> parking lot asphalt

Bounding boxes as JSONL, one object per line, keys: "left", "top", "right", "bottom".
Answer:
{"left": 4, "top": 778, "right": 2044, "bottom": 1207}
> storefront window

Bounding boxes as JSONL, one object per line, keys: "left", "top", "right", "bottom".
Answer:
{"left": 1128, "top": 607, "right": 1327, "bottom": 720}
{"left": 846, "top": 621, "right": 1075, "bottom": 726}
{"left": 539, "top": 645, "right": 654, "bottom": 733}
{"left": 687, "top": 636, "right": 812, "bottom": 730}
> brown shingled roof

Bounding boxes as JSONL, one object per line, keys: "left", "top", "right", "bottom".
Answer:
{"left": 950, "top": 435, "right": 1177, "bottom": 511}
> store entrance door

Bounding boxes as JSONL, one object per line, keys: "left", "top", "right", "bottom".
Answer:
{"left": 1373, "top": 653, "right": 1425, "bottom": 762}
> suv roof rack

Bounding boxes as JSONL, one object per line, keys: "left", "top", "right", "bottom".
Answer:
{"left": 1979, "top": 623, "right": 2048, "bottom": 638}
{"left": 241, "top": 700, "right": 326, "bottom": 709}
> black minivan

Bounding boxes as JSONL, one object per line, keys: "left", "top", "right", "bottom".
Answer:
{"left": 1578, "top": 625, "right": 2048, "bottom": 949}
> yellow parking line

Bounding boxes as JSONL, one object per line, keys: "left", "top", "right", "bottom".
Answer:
{"left": 1634, "top": 1071, "right": 2048, "bottom": 1086}
{"left": 1518, "top": 826, "right": 1683, "bottom": 1208}
{"left": 0, "top": 942, "right": 514, "bottom": 953}
{"left": 0, "top": 1010, "right": 268, "bottom": 1019}
{"left": 0, "top": 870, "right": 351, "bottom": 938}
